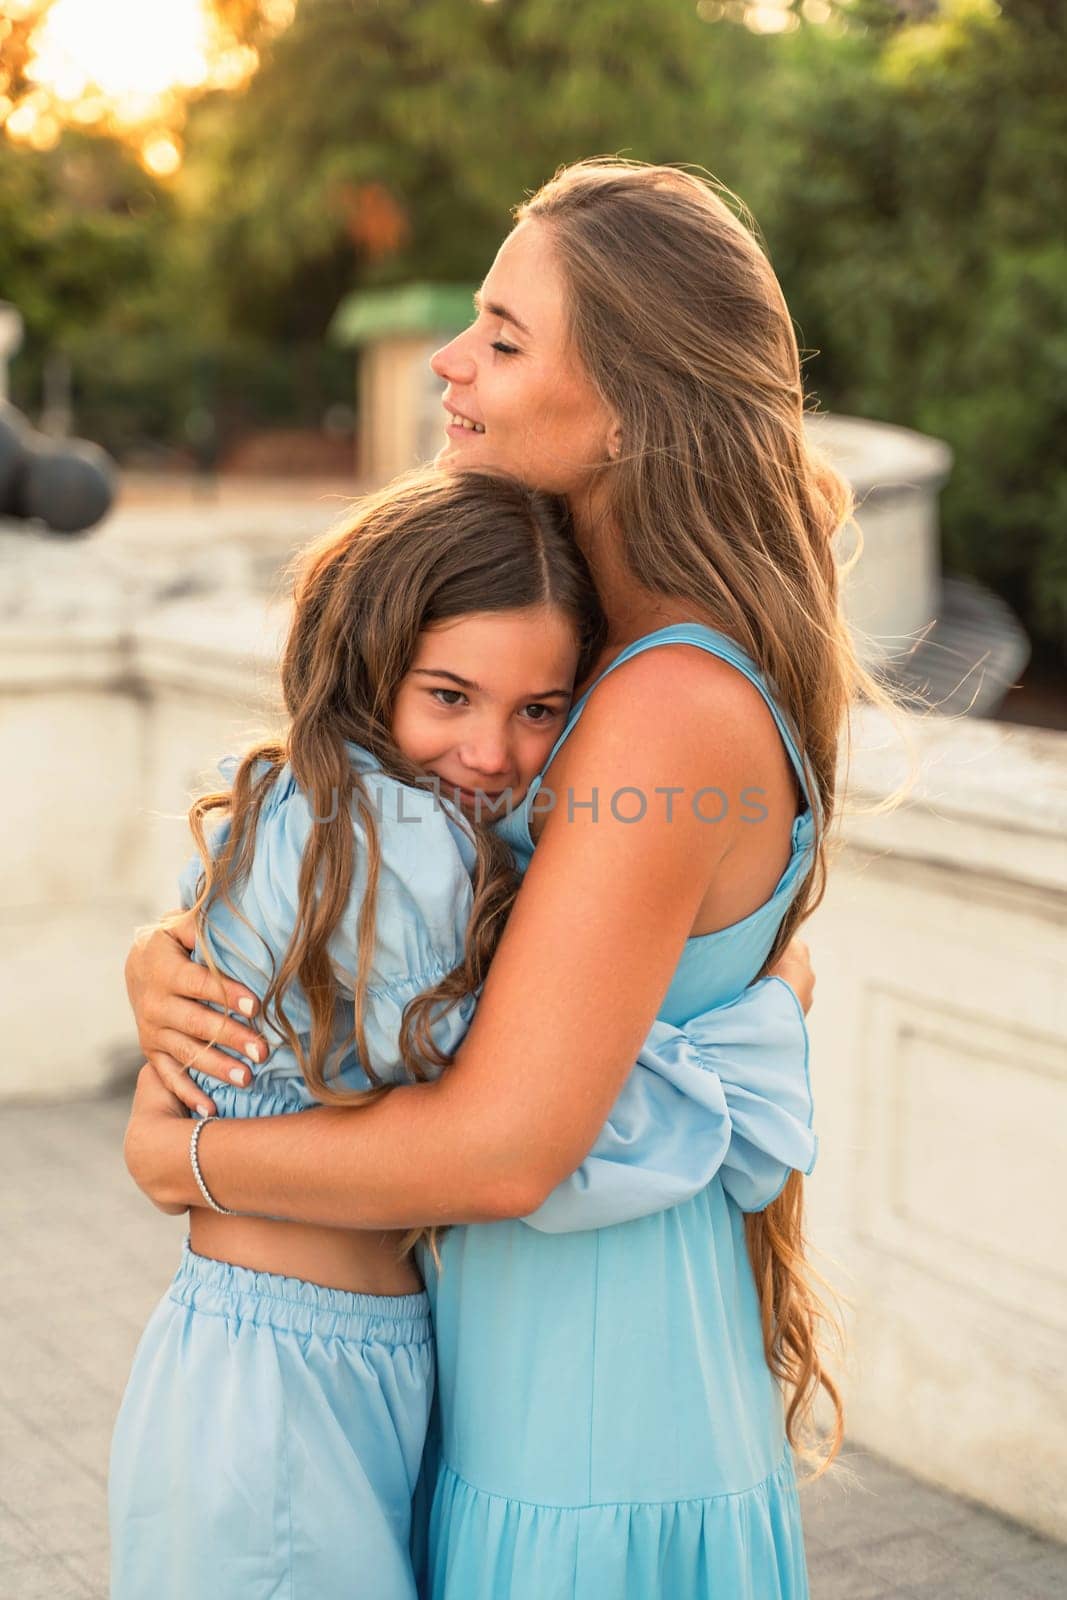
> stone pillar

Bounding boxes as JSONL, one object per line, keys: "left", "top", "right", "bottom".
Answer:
{"left": 808, "top": 413, "right": 952, "bottom": 669}
{"left": 358, "top": 335, "right": 443, "bottom": 481}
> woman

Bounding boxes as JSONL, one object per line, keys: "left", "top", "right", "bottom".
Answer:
{"left": 125, "top": 158, "right": 880, "bottom": 1597}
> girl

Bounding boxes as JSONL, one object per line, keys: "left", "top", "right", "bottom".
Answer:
{"left": 110, "top": 466, "right": 817, "bottom": 1599}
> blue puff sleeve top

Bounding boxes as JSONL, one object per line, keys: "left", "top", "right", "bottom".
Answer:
{"left": 180, "top": 743, "right": 479, "bottom": 1118}
{"left": 180, "top": 741, "right": 816, "bottom": 1223}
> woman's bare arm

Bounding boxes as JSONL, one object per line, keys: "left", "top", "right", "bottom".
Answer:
{"left": 125, "top": 653, "right": 793, "bottom": 1227}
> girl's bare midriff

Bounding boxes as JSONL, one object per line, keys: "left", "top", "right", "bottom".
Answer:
{"left": 189, "top": 1209, "right": 422, "bottom": 1296}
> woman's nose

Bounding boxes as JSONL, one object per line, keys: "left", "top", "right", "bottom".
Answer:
{"left": 430, "top": 333, "right": 476, "bottom": 385}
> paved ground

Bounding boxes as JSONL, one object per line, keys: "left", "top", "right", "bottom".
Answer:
{"left": 2, "top": 1090, "right": 1065, "bottom": 1600}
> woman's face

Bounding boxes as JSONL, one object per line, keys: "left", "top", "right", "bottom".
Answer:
{"left": 390, "top": 605, "right": 579, "bottom": 819}
{"left": 431, "top": 220, "right": 616, "bottom": 498}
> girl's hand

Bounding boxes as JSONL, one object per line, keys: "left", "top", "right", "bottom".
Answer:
{"left": 123, "top": 1064, "right": 196, "bottom": 1215}
{"left": 124, "top": 911, "right": 264, "bottom": 1115}
{"left": 768, "top": 935, "right": 815, "bottom": 1015}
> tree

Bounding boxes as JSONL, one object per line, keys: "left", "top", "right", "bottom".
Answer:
{"left": 745, "top": 0, "right": 1067, "bottom": 662}
{"left": 180, "top": 0, "right": 769, "bottom": 336}
{"left": 0, "top": 133, "right": 179, "bottom": 359}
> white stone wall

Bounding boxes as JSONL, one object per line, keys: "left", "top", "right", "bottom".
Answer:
{"left": 0, "top": 621, "right": 143, "bottom": 1097}
{"left": 806, "top": 708, "right": 1067, "bottom": 1539}
{"left": 0, "top": 529, "right": 288, "bottom": 1098}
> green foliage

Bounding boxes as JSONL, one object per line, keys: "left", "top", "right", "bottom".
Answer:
{"left": 0, "top": 135, "right": 173, "bottom": 348}
{"left": 66, "top": 328, "right": 350, "bottom": 463}
{"left": 0, "top": 128, "right": 349, "bottom": 457}
{"left": 180, "top": 0, "right": 767, "bottom": 332}
{"left": 3, "top": 0, "right": 1064, "bottom": 659}
{"left": 743, "top": 0, "right": 1067, "bottom": 659}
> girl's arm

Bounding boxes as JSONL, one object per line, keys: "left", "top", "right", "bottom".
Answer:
{"left": 125, "top": 651, "right": 790, "bottom": 1228}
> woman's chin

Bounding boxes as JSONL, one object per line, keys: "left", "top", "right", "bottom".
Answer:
{"left": 436, "top": 435, "right": 504, "bottom": 473}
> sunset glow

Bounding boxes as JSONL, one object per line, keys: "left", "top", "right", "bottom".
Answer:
{"left": 28, "top": 0, "right": 216, "bottom": 103}
{"left": 0, "top": 0, "right": 293, "bottom": 169}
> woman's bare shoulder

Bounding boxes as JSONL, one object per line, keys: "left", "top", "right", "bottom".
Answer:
{"left": 530, "top": 637, "right": 799, "bottom": 913}
{"left": 548, "top": 639, "right": 786, "bottom": 798}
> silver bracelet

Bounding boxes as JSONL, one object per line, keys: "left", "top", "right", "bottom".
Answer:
{"left": 189, "top": 1115, "right": 238, "bottom": 1216}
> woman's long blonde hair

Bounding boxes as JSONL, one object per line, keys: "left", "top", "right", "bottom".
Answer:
{"left": 519, "top": 158, "right": 903, "bottom": 1477}
{"left": 183, "top": 469, "right": 605, "bottom": 1253}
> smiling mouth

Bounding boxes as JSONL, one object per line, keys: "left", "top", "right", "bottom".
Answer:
{"left": 444, "top": 407, "right": 486, "bottom": 435}
{"left": 433, "top": 778, "right": 510, "bottom": 805}
{"left": 455, "top": 785, "right": 505, "bottom": 800}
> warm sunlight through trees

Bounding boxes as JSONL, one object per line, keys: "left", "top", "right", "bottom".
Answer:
{"left": 0, "top": 0, "right": 295, "bottom": 170}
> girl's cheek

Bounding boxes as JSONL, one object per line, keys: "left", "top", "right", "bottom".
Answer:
{"left": 528, "top": 729, "right": 561, "bottom": 776}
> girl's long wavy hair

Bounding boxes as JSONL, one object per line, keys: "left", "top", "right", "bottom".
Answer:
{"left": 519, "top": 158, "right": 908, "bottom": 1479}
{"left": 183, "top": 468, "right": 605, "bottom": 1254}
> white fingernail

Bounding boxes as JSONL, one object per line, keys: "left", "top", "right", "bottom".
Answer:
{"left": 238, "top": 999, "right": 255, "bottom": 1017}
{"left": 229, "top": 1067, "right": 248, "bottom": 1086}
{"left": 247, "top": 1042, "right": 264, "bottom": 1063}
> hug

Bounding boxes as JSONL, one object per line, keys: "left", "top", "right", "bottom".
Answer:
{"left": 113, "top": 157, "right": 881, "bottom": 1600}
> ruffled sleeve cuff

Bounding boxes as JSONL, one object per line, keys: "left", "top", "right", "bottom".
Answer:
{"left": 523, "top": 975, "right": 816, "bottom": 1234}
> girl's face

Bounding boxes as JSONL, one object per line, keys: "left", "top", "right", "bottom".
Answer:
{"left": 431, "top": 220, "right": 617, "bottom": 498}
{"left": 391, "top": 605, "right": 580, "bottom": 818}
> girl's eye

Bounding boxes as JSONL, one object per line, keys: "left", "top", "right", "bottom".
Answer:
{"left": 491, "top": 340, "right": 519, "bottom": 356}
{"left": 430, "top": 688, "right": 467, "bottom": 708}
{"left": 523, "top": 704, "right": 559, "bottom": 723}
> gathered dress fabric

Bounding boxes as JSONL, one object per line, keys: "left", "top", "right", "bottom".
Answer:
{"left": 418, "top": 623, "right": 818, "bottom": 1600}
{"left": 109, "top": 694, "right": 817, "bottom": 1600}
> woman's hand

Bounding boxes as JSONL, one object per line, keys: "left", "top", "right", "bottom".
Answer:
{"left": 123, "top": 1064, "right": 197, "bottom": 1215}
{"left": 768, "top": 935, "right": 815, "bottom": 1015}
{"left": 125, "top": 911, "right": 264, "bottom": 1116}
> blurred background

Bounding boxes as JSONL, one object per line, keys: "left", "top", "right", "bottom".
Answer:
{"left": 1, "top": 3, "right": 1065, "bottom": 1597}
{"left": 0, "top": 0, "right": 1062, "bottom": 673}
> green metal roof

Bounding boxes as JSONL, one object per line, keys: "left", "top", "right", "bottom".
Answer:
{"left": 329, "top": 282, "right": 476, "bottom": 347}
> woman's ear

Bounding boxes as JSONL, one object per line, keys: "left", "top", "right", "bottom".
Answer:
{"left": 608, "top": 421, "right": 622, "bottom": 460}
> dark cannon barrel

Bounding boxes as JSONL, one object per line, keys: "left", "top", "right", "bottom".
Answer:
{"left": 0, "top": 403, "right": 116, "bottom": 535}
{"left": 0, "top": 404, "right": 28, "bottom": 507}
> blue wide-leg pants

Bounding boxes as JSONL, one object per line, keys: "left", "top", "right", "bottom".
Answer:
{"left": 109, "top": 1240, "right": 433, "bottom": 1599}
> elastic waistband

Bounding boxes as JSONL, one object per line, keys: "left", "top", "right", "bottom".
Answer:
{"left": 188, "top": 1072, "right": 315, "bottom": 1120}
{"left": 188, "top": 1071, "right": 372, "bottom": 1121}
{"left": 170, "top": 1238, "right": 433, "bottom": 1347}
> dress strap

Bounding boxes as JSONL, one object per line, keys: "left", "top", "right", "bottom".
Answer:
{"left": 539, "top": 623, "right": 814, "bottom": 815}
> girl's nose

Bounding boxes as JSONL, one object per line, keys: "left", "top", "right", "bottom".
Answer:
{"left": 461, "top": 731, "right": 512, "bottom": 778}
{"left": 431, "top": 334, "right": 476, "bottom": 385}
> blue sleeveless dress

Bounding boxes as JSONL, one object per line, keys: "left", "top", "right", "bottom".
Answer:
{"left": 421, "top": 623, "right": 817, "bottom": 1600}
